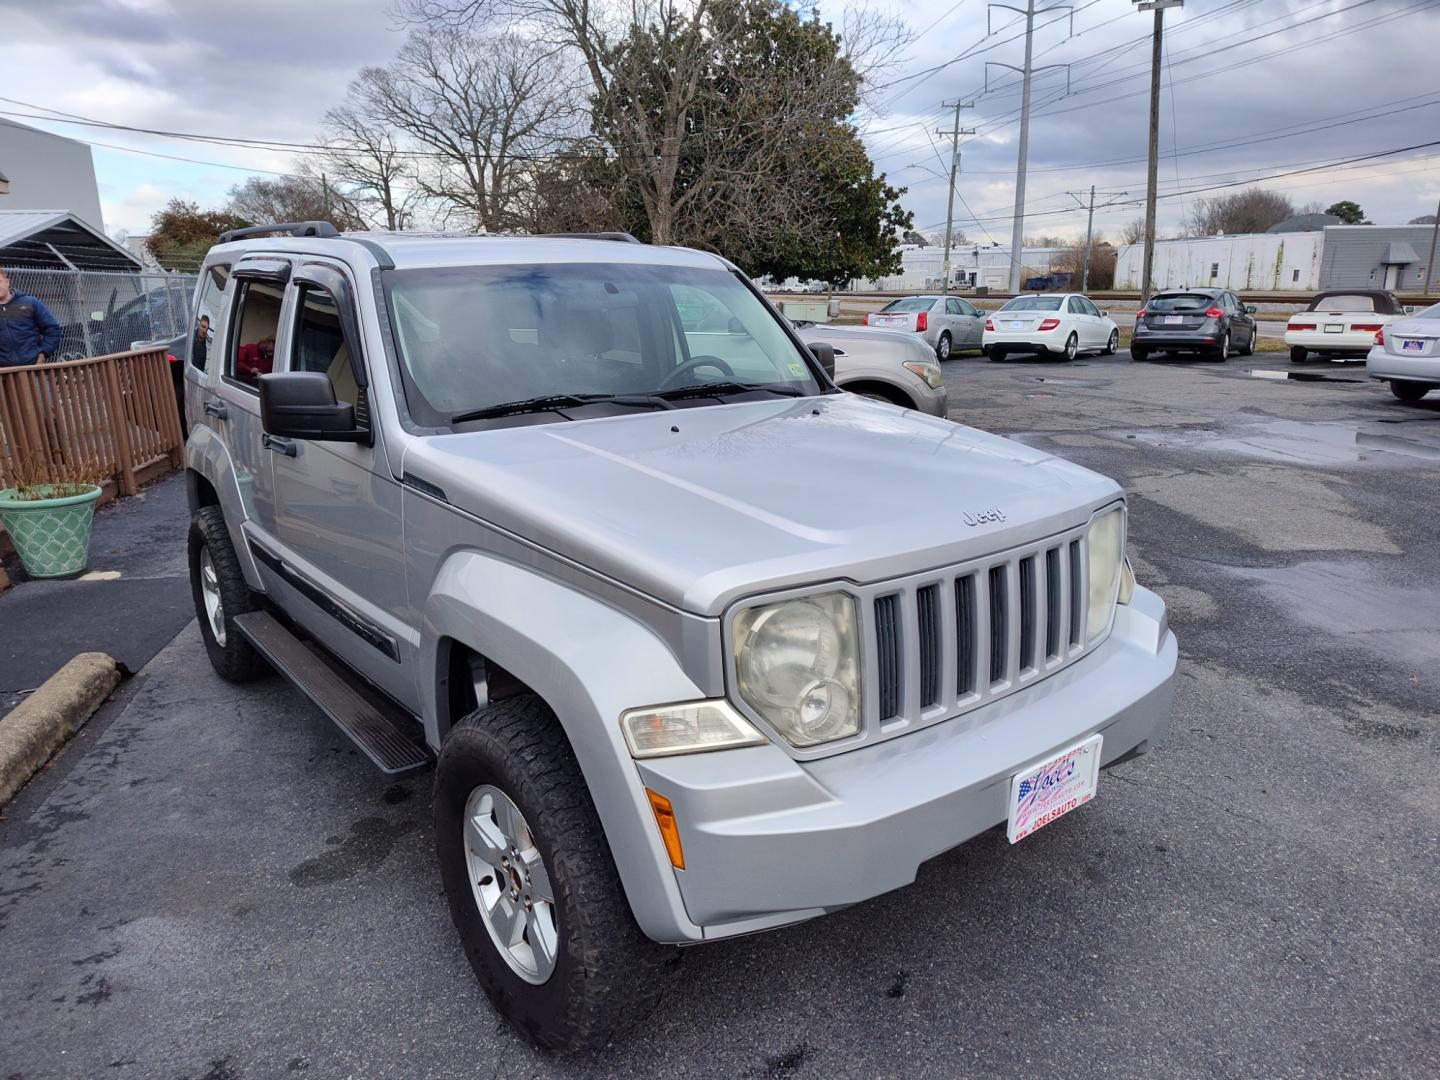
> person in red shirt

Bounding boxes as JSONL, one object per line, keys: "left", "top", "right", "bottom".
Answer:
{"left": 235, "top": 336, "right": 275, "bottom": 382}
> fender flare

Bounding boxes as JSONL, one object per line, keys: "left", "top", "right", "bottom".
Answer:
{"left": 422, "top": 549, "right": 707, "bottom": 944}
{"left": 185, "top": 427, "right": 262, "bottom": 590}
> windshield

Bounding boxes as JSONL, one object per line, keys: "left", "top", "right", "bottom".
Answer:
{"left": 1148, "top": 293, "right": 1214, "bottom": 312}
{"left": 880, "top": 297, "right": 935, "bottom": 313}
{"left": 999, "top": 296, "right": 1062, "bottom": 312}
{"left": 383, "top": 263, "right": 820, "bottom": 426}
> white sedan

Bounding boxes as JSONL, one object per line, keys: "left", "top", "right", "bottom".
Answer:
{"left": 1285, "top": 290, "right": 1407, "bottom": 364}
{"left": 982, "top": 293, "right": 1120, "bottom": 361}
{"left": 1366, "top": 300, "right": 1440, "bottom": 402}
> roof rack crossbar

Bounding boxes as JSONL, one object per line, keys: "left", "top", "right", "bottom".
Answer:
{"left": 218, "top": 221, "right": 341, "bottom": 244}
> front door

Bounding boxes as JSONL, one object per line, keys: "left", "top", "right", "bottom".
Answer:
{"left": 264, "top": 265, "right": 416, "bottom": 709}
{"left": 1384, "top": 265, "right": 1401, "bottom": 290}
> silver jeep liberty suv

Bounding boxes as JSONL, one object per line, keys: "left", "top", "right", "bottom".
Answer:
{"left": 182, "top": 223, "right": 1177, "bottom": 1051}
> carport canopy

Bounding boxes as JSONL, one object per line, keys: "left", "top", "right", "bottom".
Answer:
{"left": 0, "top": 209, "right": 141, "bottom": 272}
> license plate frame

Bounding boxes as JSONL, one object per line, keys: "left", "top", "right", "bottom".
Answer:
{"left": 1402, "top": 339, "right": 1425, "bottom": 353}
{"left": 1007, "top": 733, "right": 1103, "bottom": 844}
{"left": 1325, "top": 323, "right": 1344, "bottom": 334}
{"left": 1006, "top": 321, "right": 1025, "bottom": 330}
{"left": 1164, "top": 315, "right": 1183, "bottom": 325}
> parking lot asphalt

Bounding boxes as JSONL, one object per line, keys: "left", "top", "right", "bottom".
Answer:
{"left": 2, "top": 351, "right": 1437, "bottom": 1079}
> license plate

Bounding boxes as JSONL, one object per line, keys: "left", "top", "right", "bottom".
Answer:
{"left": 1402, "top": 339, "right": 1425, "bottom": 352}
{"left": 1164, "top": 315, "right": 1183, "bottom": 325}
{"left": 1007, "top": 734, "right": 1103, "bottom": 844}
{"left": 1325, "top": 324, "right": 1343, "bottom": 333}
{"left": 1006, "top": 321, "right": 1025, "bottom": 330}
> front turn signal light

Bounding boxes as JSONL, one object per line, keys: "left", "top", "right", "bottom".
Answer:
{"left": 647, "top": 789, "right": 685, "bottom": 870}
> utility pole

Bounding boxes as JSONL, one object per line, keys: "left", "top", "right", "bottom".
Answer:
{"left": 1136, "top": 0, "right": 1183, "bottom": 302}
{"left": 1066, "top": 186, "right": 1128, "bottom": 292}
{"left": 987, "top": 2, "right": 1072, "bottom": 293}
{"left": 1426, "top": 195, "right": 1440, "bottom": 298}
{"left": 322, "top": 172, "right": 332, "bottom": 220}
{"left": 938, "top": 100, "right": 976, "bottom": 296}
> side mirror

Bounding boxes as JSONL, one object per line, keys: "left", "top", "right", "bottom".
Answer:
{"left": 259, "top": 371, "right": 362, "bottom": 442}
{"left": 1245, "top": 305, "right": 1258, "bottom": 314}
{"left": 1100, "top": 310, "right": 1109, "bottom": 318}
{"left": 807, "top": 342, "right": 836, "bottom": 380}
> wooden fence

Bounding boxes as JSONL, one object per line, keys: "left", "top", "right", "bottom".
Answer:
{"left": 0, "top": 348, "right": 185, "bottom": 497}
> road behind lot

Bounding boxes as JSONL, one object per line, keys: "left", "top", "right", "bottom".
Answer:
{"left": 2, "top": 353, "right": 1437, "bottom": 1079}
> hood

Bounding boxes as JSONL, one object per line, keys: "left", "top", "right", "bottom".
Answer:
{"left": 402, "top": 395, "right": 1121, "bottom": 615}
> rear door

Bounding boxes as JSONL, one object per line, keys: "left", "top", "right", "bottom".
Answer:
{"left": 952, "top": 297, "right": 984, "bottom": 345}
{"left": 264, "top": 262, "right": 417, "bottom": 709}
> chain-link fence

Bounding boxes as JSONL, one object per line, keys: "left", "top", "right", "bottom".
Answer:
{"left": 3, "top": 268, "right": 198, "bottom": 362}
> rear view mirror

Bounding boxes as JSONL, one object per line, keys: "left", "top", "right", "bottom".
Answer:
{"left": 807, "top": 342, "right": 836, "bottom": 380}
{"left": 259, "top": 371, "right": 362, "bottom": 442}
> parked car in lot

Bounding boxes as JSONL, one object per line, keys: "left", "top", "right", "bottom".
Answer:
{"left": 1366, "top": 300, "right": 1440, "bottom": 402}
{"left": 183, "top": 222, "right": 1176, "bottom": 1051}
{"left": 865, "top": 294, "right": 984, "bottom": 360}
{"left": 983, "top": 293, "right": 1120, "bottom": 361}
{"left": 1286, "top": 289, "right": 1407, "bottom": 364}
{"left": 1130, "top": 288, "right": 1256, "bottom": 362}
{"left": 792, "top": 321, "right": 947, "bottom": 415}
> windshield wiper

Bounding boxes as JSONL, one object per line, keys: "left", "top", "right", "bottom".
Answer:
{"left": 656, "top": 381, "right": 806, "bottom": 401}
{"left": 451, "top": 392, "right": 671, "bottom": 423}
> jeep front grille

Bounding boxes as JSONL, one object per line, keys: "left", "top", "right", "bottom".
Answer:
{"left": 868, "top": 527, "right": 1092, "bottom": 732}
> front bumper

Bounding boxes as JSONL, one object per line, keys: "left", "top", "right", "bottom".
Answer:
{"left": 916, "top": 381, "right": 948, "bottom": 416}
{"left": 1366, "top": 346, "right": 1440, "bottom": 383}
{"left": 637, "top": 584, "right": 1177, "bottom": 939}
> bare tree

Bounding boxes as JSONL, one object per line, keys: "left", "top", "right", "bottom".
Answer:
{"left": 1410, "top": 214, "right": 1439, "bottom": 225}
{"left": 1119, "top": 217, "right": 1146, "bottom": 245}
{"left": 226, "top": 175, "right": 366, "bottom": 230}
{"left": 1187, "top": 187, "right": 1294, "bottom": 237}
{"left": 393, "top": 0, "right": 906, "bottom": 246}
{"left": 312, "top": 104, "right": 422, "bottom": 230}
{"left": 349, "top": 28, "right": 580, "bottom": 232}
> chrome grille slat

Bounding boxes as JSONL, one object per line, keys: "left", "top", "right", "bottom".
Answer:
{"left": 861, "top": 523, "right": 1093, "bottom": 742}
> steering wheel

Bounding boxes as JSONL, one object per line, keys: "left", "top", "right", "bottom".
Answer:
{"left": 658, "top": 355, "right": 735, "bottom": 391}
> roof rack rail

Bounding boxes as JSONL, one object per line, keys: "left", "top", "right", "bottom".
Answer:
{"left": 218, "top": 221, "right": 341, "bottom": 244}
{"left": 534, "top": 231, "right": 643, "bottom": 244}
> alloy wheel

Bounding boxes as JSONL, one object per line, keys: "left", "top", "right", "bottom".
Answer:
{"left": 199, "top": 548, "right": 226, "bottom": 647}
{"left": 464, "top": 784, "right": 560, "bottom": 985}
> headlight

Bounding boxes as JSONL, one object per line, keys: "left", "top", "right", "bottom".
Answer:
{"left": 733, "top": 592, "right": 861, "bottom": 747}
{"left": 1086, "top": 507, "right": 1126, "bottom": 642}
{"left": 621, "top": 700, "right": 766, "bottom": 758}
{"left": 903, "top": 360, "right": 944, "bottom": 389}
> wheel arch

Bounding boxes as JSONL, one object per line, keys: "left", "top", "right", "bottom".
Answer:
{"left": 837, "top": 379, "right": 916, "bottom": 409}
{"left": 421, "top": 549, "right": 707, "bottom": 943}
{"left": 184, "top": 426, "right": 262, "bottom": 589}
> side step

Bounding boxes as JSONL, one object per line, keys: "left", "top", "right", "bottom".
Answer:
{"left": 234, "top": 611, "right": 430, "bottom": 775}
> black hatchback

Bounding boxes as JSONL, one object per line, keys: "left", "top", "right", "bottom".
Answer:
{"left": 1131, "top": 288, "right": 1257, "bottom": 362}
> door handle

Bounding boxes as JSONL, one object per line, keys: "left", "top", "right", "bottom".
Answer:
{"left": 203, "top": 399, "right": 229, "bottom": 419}
{"left": 263, "top": 434, "right": 297, "bottom": 457}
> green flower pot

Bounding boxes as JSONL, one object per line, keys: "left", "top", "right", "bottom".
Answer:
{"left": 0, "top": 484, "right": 103, "bottom": 579}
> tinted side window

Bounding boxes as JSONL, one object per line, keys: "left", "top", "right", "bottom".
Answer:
{"left": 190, "top": 264, "right": 230, "bottom": 370}
{"left": 291, "top": 284, "right": 360, "bottom": 408}
{"left": 227, "top": 281, "right": 284, "bottom": 390}
{"left": 946, "top": 298, "right": 962, "bottom": 315}
{"left": 1067, "top": 297, "right": 1085, "bottom": 314}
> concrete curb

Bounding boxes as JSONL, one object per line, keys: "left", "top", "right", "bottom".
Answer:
{"left": 0, "top": 652, "right": 121, "bottom": 805}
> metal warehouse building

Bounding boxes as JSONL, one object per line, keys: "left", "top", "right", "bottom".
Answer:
{"left": 1317, "top": 225, "right": 1439, "bottom": 293}
{"left": 1114, "top": 232, "right": 1324, "bottom": 292}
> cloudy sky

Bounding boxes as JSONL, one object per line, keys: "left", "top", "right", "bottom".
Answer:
{"left": 2, "top": 0, "right": 1437, "bottom": 243}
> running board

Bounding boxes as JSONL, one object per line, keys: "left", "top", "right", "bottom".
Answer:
{"left": 234, "top": 611, "right": 430, "bottom": 775}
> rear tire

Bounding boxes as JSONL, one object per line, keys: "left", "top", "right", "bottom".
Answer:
{"left": 1290, "top": 345, "right": 1308, "bottom": 364}
{"left": 435, "top": 695, "right": 675, "bottom": 1052}
{"left": 987, "top": 347, "right": 1006, "bottom": 362}
{"left": 188, "top": 506, "right": 265, "bottom": 683}
{"left": 1390, "top": 380, "right": 1431, "bottom": 402}
{"left": 1130, "top": 347, "right": 1149, "bottom": 363}
{"left": 1063, "top": 333, "right": 1078, "bottom": 361}
{"left": 1103, "top": 329, "right": 1120, "bottom": 355}
{"left": 935, "top": 331, "right": 952, "bottom": 361}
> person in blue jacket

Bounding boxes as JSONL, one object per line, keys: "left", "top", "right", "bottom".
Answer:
{"left": 0, "top": 267, "right": 64, "bottom": 366}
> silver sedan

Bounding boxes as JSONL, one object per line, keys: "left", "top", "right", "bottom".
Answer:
{"left": 794, "top": 322, "right": 949, "bottom": 416}
{"left": 864, "top": 295, "right": 985, "bottom": 360}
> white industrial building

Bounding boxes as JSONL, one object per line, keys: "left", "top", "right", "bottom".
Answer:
{"left": 0, "top": 119, "right": 106, "bottom": 232}
{"left": 854, "top": 244, "right": 1065, "bottom": 292}
{"left": 1113, "top": 231, "right": 1324, "bottom": 292}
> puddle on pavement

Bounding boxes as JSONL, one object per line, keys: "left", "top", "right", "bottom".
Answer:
{"left": 1123, "top": 418, "right": 1440, "bottom": 466}
{"left": 1228, "top": 559, "right": 1440, "bottom": 673}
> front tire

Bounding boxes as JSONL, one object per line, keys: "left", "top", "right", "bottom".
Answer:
{"left": 435, "top": 695, "right": 674, "bottom": 1052}
{"left": 1103, "top": 329, "right": 1120, "bottom": 355}
{"left": 1390, "top": 380, "right": 1431, "bottom": 402}
{"left": 188, "top": 506, "right": 265, "bottom": 682}
{"left": 1290, "top": 345, "right": 1308, "bottom": 364}
{"left": 935, "top": 331, "right": 952, "bottom": 361}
